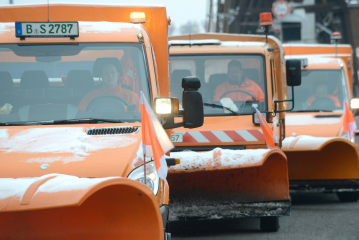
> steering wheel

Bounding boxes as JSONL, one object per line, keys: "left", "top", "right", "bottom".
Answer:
{"left": 220, "top": 89, "right": 256, "bottom": 100}
{"left": 310, "top": 97, "right": 335, "bottom": 110}
{"left": 86, "top": 95, "right": 128, "bottom": 113}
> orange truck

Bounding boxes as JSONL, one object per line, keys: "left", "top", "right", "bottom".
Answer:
{"left": 166, "top": 20, "right": 302, "bottom": 232}
{"left": 282, "top": 43, "right": 359, "bottom": 202}
{"left": 0, "top": 4, "right": 204, "bottom": 240}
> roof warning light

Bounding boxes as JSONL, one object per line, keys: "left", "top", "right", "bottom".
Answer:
{"left": 331, "top": 32, "right": 342, "bottom": 40}
{"left": 260, "top": 12, "right": 272, "bottom": 26}
{"left": 130, "top": 12, "right": 146, "bottom": 23}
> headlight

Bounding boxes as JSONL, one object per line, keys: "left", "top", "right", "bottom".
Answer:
{"left": 351, "top": 98, "right": 359, "bottom": 109}
{"left": 154, "top": 97, "right": 179, "bottom": 115}
{"left": 128, "top": 161, "right": 160, "bottom": 195}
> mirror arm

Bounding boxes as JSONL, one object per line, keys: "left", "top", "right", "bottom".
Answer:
{"left": 160, "top": 115, "right": 184, "bottom": 129}
{"left": 274, "top": 86, "right": 295, "bottom": 113}
{"left": 163, "top": 122, "right": 184, "bottom": 129}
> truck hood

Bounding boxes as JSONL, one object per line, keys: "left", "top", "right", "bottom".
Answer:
{"left": 285, "top": 112, "right": 342, "bottom": 138}
{"left": 0, "top": 124, "right": 144, "bottom": 178}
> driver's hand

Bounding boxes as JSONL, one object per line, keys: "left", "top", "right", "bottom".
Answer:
{"left": 220, "top": 98, "right": 238, "bottom": 113}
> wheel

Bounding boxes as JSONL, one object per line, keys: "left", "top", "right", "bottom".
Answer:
{"left": 336, "top": 192, "right": 359, "bottom": 202}
{"left": 260, "top": 216, "right": 279, "bottom": 232}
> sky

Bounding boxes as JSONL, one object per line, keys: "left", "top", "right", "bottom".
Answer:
{"left": 0, "top": 0, "right": 208, "bottom": 27}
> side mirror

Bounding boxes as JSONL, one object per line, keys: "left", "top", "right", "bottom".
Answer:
{"left": 182, "top": 77, "right": 204, "bottom": 128}
{"left": 155, "top": 76, "right": 204, "bottom": 129}
{"left": 273, "top": 59, "right": 302, "bottom": 113}
{"left": 286, "top": 59, "right": 301, "bottom": 86}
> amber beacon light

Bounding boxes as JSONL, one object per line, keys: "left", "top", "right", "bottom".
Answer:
{"left": 259, "top": 12, "right": 272, "bottom": 43}
{"left": 331, "top": 31, "right": 342, "bottom": 40}
{"left": 130, "top": 12, "right": 146, "bottom": 23}
{"left": 260, "top": 12, "right": 272, "bottom": 26}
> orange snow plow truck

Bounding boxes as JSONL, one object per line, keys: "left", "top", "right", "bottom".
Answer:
{"left": 0, "top": 4, "right": 204, "bottom": 240}
{"left": 166, "top": 17, "right": 302, "bottom": 232}
{"left": 282, "top": 43, "right": 359, "bottom": 202}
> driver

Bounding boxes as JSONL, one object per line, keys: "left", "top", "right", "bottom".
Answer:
{"left": 78, "top": 63, "right": 140, "bottom": 111}
{"left": 213, "top": 60, "right": 264, "bottom": 102}
{"left": 306, "top": 81, "right": 340, "bottom": 107}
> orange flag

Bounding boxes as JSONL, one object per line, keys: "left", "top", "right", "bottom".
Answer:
{"left": 343, "top": 100, "right": 357, "bottom": 141}
{"left": 140, "top": 92, "right": 174, "bottom": 179}
{"left": 254, "top": 107, "right": 277, "bottom": 149}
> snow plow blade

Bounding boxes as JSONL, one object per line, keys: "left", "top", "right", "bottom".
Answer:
{"left": 0, "top": 174, "right": 164, "bottom": 240}
{"left": 168, "top": 148, "right": 290, "bottom": 221}
{"left": 282, "top": 136, "right": 359, "bottom": 190}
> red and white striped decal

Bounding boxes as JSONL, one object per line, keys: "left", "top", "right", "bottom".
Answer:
{"left": 173, "top": 130, "right": 264, "bottom": 143}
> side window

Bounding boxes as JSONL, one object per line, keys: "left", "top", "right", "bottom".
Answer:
{"left": 150, "top": 46, "right": 159, "bottom": 94}
{"left": 169, "top": 59, "right": 196, "bottom": 99}
{"left": 270, "top": 59, "right": 277, "bottom": 101}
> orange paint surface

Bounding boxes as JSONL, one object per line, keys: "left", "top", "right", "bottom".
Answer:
{"left": 0, "top": 4, "right": 170, "bottom": 239}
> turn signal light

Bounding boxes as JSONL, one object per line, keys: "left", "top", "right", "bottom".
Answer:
{"left": 130, "top": 12, "right": 146, "bottom": 23}
{"left": 260, "top": 12, "right": 272, "bottom": 26}
{"left": 268, "top": 112, "right": 274, "bottom": 122}
{"left": 166, "top": 158, "right": 181, "bottom": 166}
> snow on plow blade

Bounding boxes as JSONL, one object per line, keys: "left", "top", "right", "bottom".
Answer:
{"left": 168, "top": 148, "right": 290, "bottom": 221}
{"left": 0, "top": 174, "right": 164, "bottom": 240}
{"left": 282, "top": 136, "right": 359, "bottom": 189}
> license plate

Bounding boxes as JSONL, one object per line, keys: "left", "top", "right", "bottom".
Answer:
{"left": 15, "top": 22, "right": 79, "bottom": 38}
{"left": 171, "top": 133, "right": 183, "bottom": 143}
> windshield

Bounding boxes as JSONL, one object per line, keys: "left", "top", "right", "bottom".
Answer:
{"left": 0, "top": 43, "right": 151, "bottom": 124}
{"left": 170, "top": 54, "right": 267, "bottom": 116}
{"left": 289, "top": 69, "right": 348, "bottom": 112}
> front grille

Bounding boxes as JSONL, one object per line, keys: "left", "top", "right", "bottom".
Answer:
{"left": 86, "top": 126, "right": 140, "bottom": 135}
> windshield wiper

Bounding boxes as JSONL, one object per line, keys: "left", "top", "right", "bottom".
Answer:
{"left": 204, "top": 103, "right": 239, "bottom": 115}
{"left": 291, "top": 110, "right": 333, "bottom": 113}
{"left": 51, "top": 118, "right": 123, "bottom": 124}
{"left": 0, "top": 121, "right": 41, "bottom": 126}
{"left": 0, "top": 118, "right": 123, "bottom": 126}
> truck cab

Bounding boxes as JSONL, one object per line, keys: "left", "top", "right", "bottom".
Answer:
{"left": 282, "top": 43, "right": 359, "bottom": 202}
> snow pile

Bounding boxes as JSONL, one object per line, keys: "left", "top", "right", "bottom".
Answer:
{"left": 0, "top": 174, "right": 120, "bottom": 204}
{"left": 286, "top": 114, "right": 341, "bottom": 126}
{"left": 0, "top": 177, "right": 37, "bottom": 201}
{"left": 282, "top": 135, "right": 335, "bottom": 150}
{"left": 79, "top": 21, "right": 140, "bottom": 33}
{"left": 0, "top": 23, "right": 14, "bottom": 33}
{"left": 0, "top": 127, "right": 137, "bottom": 163}
{"left": 37, "top": 174, "right": 119, "bottom": 193}
{"left": 170, "top": 148, "right": 270, "bottom": 171}
{"left": 308, "top": 58, "right": 338, "bottom": 65}
{"left": 26, "top": 156, "right": 84, "bottom": 164}
{"left": 0, "top": 129, "right": 8, "bottom": 139}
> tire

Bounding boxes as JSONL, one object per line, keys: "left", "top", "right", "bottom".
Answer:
{"left": 260, "top": 216, "right": 279, "bottom": 232}
{"left": 336, "top": 192, "right": 359, "bottom": 202}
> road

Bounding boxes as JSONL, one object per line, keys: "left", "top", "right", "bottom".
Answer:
{"left": 171, "top": 192, "right": 359, "bottom": 240}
